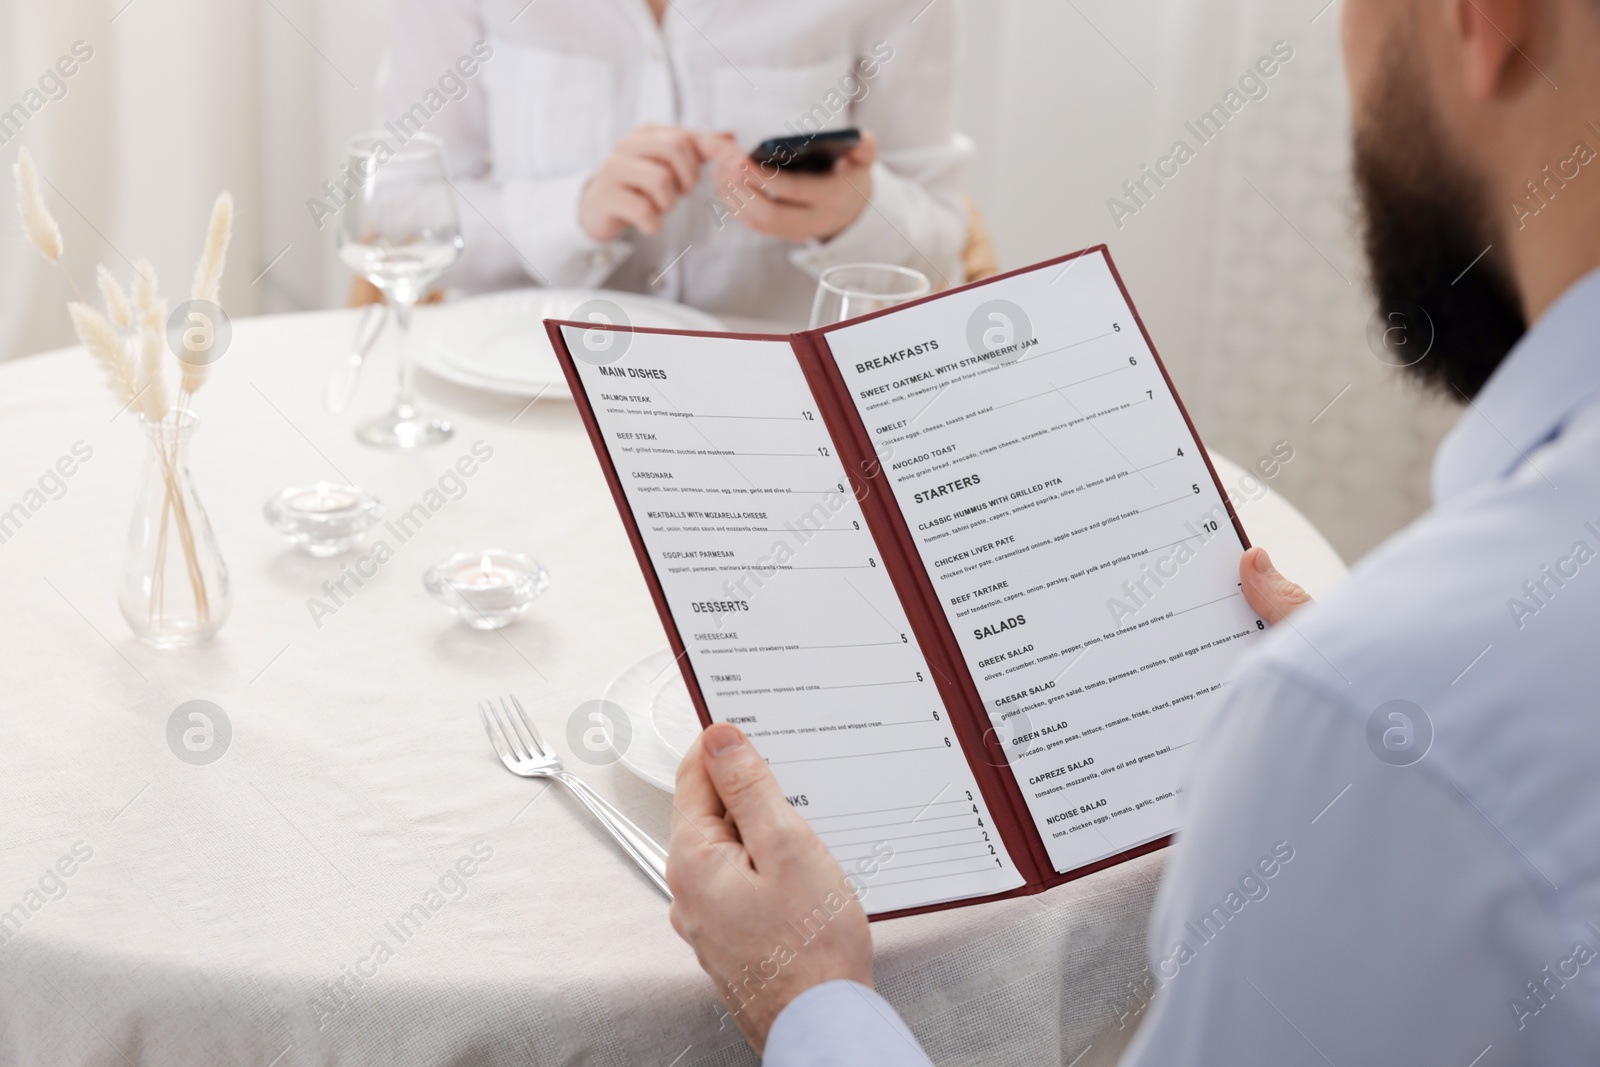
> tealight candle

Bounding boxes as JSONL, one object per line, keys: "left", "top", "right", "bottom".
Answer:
{"left": 424, "top": 549, "right": 550, "bottom": 630}
{"left": 264, "top": 482, "right": 383, "bottom": 557}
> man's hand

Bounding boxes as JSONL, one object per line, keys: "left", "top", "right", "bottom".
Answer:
{"left": 579, "top": 125, "right": 709, "bottom": 241}
{"left": 706, "top": 131, "right": 879, "bottom": 243}
{"left": 1240, "top": 546, "right": 1313, "bottom": 623}
{"left": 667, "top": 722, "right": 873, "bottom": 1055}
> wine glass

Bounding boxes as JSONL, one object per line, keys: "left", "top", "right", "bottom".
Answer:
{"left": 809, "top": 263, "right": 931, "bottom": 328}
{"left": 337, "top": 132, "right": 464, "bottom": 447}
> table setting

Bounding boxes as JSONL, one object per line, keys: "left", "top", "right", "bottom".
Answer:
{"left": 0, "top": 143, "right": 1347, "bottom": 1067}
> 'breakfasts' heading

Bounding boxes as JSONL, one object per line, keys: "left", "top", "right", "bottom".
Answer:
{"left": 854, "top": 339, "right": 939, "bottom": 375}
{"left": 597, "top": 365, "right": 669, "bottom": 380}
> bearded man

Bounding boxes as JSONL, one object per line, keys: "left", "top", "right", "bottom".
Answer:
{"left": 665, "top": 0, "right": 1600, "bottom": 1062}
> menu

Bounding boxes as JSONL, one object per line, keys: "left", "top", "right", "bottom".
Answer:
{"left": 548, "top": 247, "right": 1264, "bottom": 919}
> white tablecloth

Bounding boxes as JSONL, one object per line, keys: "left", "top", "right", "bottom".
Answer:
{"left": 0, "top": 307, "right": 1345, "bottom": 1067}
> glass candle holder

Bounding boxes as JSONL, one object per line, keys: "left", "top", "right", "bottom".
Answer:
{"left": 424, "top": 550, "right": 550, "bottom": 630}
{"left": 264, "top": 483, "right": 383, "bottom": 557}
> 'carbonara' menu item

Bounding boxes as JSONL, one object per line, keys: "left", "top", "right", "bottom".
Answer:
{"left": 550, "top": 247, "right": 1263, "bottom": 919}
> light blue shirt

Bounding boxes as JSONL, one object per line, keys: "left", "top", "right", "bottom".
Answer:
{"left": 764, "top": 266, "right": 1600, "bottom": 1066}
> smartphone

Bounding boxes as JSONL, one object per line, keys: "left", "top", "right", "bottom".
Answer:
{"left": 749, "top": 128, "right": 862, "bottom": 173}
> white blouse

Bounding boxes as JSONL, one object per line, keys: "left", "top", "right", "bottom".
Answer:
{"left": 377, "top": 0, "right": 971, "bottom": 326}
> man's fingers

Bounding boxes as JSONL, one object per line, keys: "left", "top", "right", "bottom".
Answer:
{"left": 672, "top": 736, "right": 727, "bottom": 823}
{"left": 670, "top": 735, "right": 734, "bottom": 851}
{"left": 1241, "top": 547, "right": 1313, "bottom": 624}
{"left": 700, "top": 724, "right": 801, "bottom": 865}
{"left": 669, "top": 733, "right": 763, "bottom": 902}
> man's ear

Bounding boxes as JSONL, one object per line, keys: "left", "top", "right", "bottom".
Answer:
{"left": 1453, "top": 0, "right": 1532, "bottom": 99}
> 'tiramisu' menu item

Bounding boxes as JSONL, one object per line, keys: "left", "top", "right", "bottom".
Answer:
{"left": 548, "top": 246, "right": 1264, "bottom": 919}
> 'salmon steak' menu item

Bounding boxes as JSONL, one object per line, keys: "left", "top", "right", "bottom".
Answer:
{"left": 547, "top": 247, "right": 1265, "bottom": 919}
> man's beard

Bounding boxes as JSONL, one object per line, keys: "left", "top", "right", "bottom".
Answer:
{"left": 1351, "top": 42, "right": 1526, "bottom": 400}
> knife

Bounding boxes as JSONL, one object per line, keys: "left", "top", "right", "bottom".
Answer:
{"left": 324, "top": 303, "right": 387, "bottom": 415}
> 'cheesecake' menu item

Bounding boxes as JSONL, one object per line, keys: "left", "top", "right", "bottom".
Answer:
{"left": 547, "top": 246, "right": 1265, "bottom": 920}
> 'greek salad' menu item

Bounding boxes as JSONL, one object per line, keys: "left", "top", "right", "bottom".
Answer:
{"left": 548, "top": 247, "right": 1264, "bottom": 919}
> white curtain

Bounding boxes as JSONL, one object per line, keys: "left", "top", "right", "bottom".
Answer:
{"left": 955, "top": 0, "right": 1457, "bottom": 559}
{"left": 0, "top": 0, "right": 383, "bottom": 363}
{"left": 1, "top": 0, "right": 1448, "bottom": 559}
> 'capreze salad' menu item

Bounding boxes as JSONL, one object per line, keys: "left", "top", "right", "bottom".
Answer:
{"left": 548, "top": 247, "right": 1264, "bottom": 919}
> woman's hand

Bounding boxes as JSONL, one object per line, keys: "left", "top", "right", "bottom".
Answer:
{"left": 706, "top": 131, "right": 880, "bottom": 243}
{"left": 579, "top": 125, "right": 709, "bottom": 241}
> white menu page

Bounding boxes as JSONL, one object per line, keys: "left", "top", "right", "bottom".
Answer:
{"left": 561, "top": 326, "right": 1025, "bottom": 914}
{"left": 821, "top": 251, "right": 1265, "bottom": 874}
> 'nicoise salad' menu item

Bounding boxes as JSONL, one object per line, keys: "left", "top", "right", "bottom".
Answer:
{"left": 548, "top": 247, "right": 1265, "bottom": 919}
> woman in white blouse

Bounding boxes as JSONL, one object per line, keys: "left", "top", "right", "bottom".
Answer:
{"left": 378, "top": 0, "right": 970, "bottom": 325}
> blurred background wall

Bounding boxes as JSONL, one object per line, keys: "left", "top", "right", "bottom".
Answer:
{"left": 0, "top": 0, "right": 1457, "bottom": 561}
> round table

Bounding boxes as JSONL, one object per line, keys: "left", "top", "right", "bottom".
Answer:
{"left": 0, "top": 307, "right": 1346, "bottom": 1067}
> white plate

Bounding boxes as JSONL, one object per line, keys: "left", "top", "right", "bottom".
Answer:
{"left": 651, "top": 669, "right": 700, "bottom": 762}
{"left": 412, "top": 288, "right": 727, "bottom": 399}
{"left": 601, "top": 648, "right": 701, "bottom": 793}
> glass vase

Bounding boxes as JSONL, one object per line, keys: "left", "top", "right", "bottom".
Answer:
{"left": 118, "top": 410, "right": 231, "bottom": 648}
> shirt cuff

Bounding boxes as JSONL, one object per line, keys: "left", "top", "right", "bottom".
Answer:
{"left": 786, "top": 162, "right": 958, "bottom": 288}
{"left": 762, "top": 980, "right": 935, "bottom": 1067}
{"left": 501, "top": 171, "right": 634, "bottom": 288}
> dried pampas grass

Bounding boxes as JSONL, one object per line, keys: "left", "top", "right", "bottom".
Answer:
{"left": 180, "top": 194, "right": 234, "bottom": 397}
{"left": 137, "top": 307, "right": 170, "bottom": 423}
{"left": 133, "top": 259, "right": 161, "bottom": 328}
{"left": 191, "top": 193, "right": 232, "bottom": 304}
{"left": 16, "top": 169, "right": 237, "bottom": 636}
{"left": 69, "top": 302, "right": 140, "bottom": 410}
{"left": 12, "top": 148, "right": 63, "bottom": 264}
{"left": 128, "top": 258, "right": 178, "bottom": 411}
{"left": 97, "top": 265, "right": 133, "bottom": 329}
{"left": 12, "top": 149, "right": 235, "bottom": 418}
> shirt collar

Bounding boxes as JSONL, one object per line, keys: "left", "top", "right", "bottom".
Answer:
{"left": 1432, "top": 265, "right": 1600, "bottom": 503}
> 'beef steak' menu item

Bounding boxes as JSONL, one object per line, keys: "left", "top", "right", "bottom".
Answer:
{"left": 547, "top": 247, "right": 1264, "bottom": 919}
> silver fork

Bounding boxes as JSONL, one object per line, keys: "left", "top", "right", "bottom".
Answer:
{"left": 479, "top": 695, "right": 671, "bottom": 899}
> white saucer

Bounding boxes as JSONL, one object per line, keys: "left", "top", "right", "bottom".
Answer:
{"left": 412, "top": 288, "right": 727, "bottom": 399}
{"left": 601, "top": 648, "right": 701, "bottom": 793}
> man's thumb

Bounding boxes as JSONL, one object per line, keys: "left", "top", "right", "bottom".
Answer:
{"left": 701, "top": 724, "right": 792, "bottom": 853}
{"left": 1241, "top": 547, "right": 1313, "bottom": 624}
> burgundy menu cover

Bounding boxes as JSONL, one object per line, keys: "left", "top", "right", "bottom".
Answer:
{"left": 546, "top": 246, "right": 1261, "bottom": 920}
